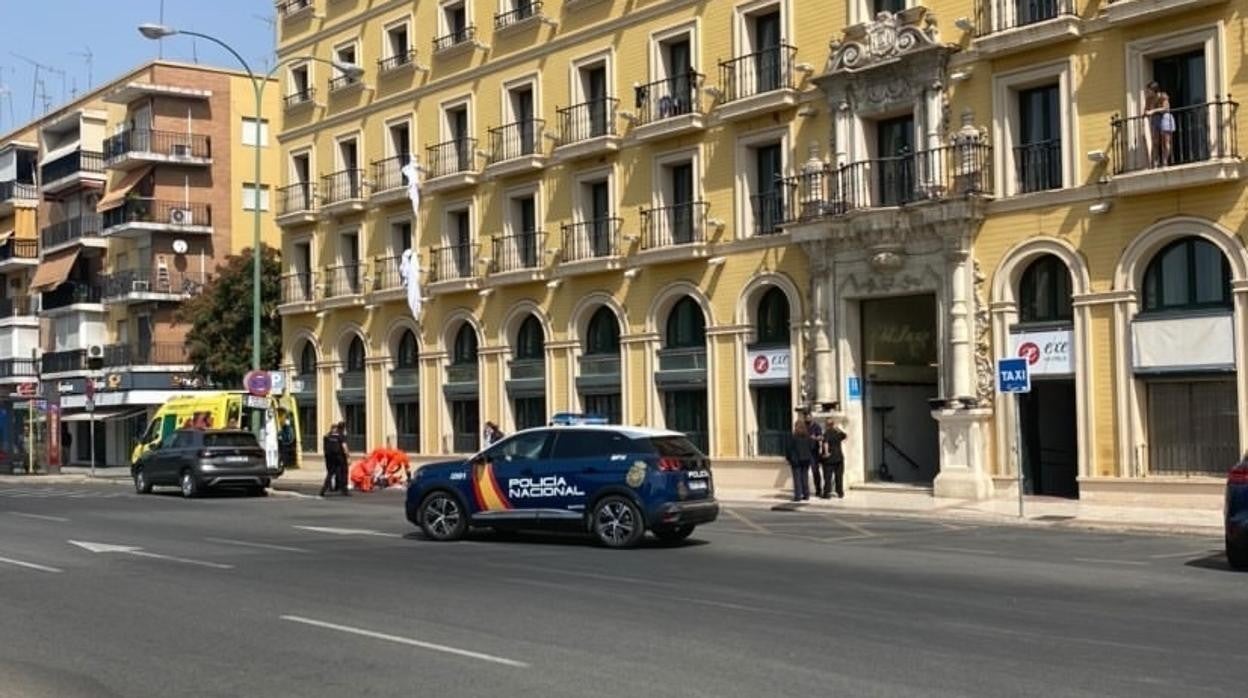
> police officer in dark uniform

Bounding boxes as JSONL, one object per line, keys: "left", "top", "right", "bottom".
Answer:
{"left": 320, "top": 422, "right": 350, "bottom": 497}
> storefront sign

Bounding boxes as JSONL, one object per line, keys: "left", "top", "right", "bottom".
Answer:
{"left": 1011, "top": 328, "right": 1073, "bottom": 376}
{"left": 747, "top": 348, "right": 790, "bottom": 383}
{"left": 1133, "top": 314, "right": 1234, "bottom": 372}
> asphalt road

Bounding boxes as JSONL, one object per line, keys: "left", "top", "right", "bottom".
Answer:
{"left": 0, "top": 479, "right": 1243, "bottom": 698}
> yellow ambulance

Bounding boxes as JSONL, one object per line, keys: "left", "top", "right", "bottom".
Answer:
{"left": 131, "top": 392, "right": 300, "bottom": 472}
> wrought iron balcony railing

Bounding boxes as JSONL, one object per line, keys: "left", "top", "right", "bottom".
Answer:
{"left": 431, "top": 243, "right": 479, "bottom": 282}
{"left": 102, "top": 199, "right": 211, "bottom": 230}
{"left": 103, "top": 342, "right": 191, "bottom": 367}
{"left": 280, "top": 271, "right": 318, "bottom": 304}
{"left": 321, "top": 169, "right": 367, "bottom": 203}
{"left": 433, "top": 25, "right": 477, "bottom": 53}
{"left": 103, "top": 128, "right": 211, "bottom": 162}
{"left": 1111, "top": 98, "right": 1239, "bottom": 175}
{"left": 0, "top": 238, "right": 38, "bottom": 262}
{"left": 492, "top": 231, "right": 545, "bottom": 273}
{"left": 41, "top": 282, "right": 103, "bottom": 311}
{"left": 378, "top": 49, "right": 419, "bottom": 73}
{"left": 0, "top": 180, "right": 36, "bottom": 202}
{"left": 425, "top": 139, "right": 478, "bottom": 178}
{"left": 325, "top": 263, "right": 363, "bottom": 297}
{"left": 557, "top": 98, "right": 618, "bottom": 145}
{"left": 278, "top": 182, "right": 317, "bottom": 215}
{"left": 371, "top": 155, "right": 408, "bottom": 192}
{"left": 40, "top": 149, "right": 104, "bottom": 184}
{"left": 1013, "top": 139, "right": 1063, "bottom": 193}
{"left": 284, "top": 87, "right": 316, "bottom": 108}
{"left": 41, "top": 214, "right": 102, "bottom": 248}
{"left": 488, "top": 120, "right": 544, "bottom": 163}
{"left": 640, "top": 202, "right": 709, "bottom": 249}
{"left": 717, "top": 45, "right": 797, "bottom": 103}
{"left": 560, "top": 218, "right": 621, "bottom": 262}
{"left": 633, "top": 72, "right": 705, "bottom": 126}
{"left": 100, "top": 268, "right": 209, "bottom": 300}
{"left": 495, "top": 0, "right": 542, "bottom": 29}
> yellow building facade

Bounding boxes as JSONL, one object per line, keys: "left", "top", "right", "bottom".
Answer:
{"left": 278, "top": 0, "right": 1248, "bottom": 501}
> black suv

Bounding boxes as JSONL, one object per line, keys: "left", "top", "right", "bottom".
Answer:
{"left": 132, "top": 429, "right": 270, "bottom": 498}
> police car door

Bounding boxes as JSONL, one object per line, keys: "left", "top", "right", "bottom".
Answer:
{"left": 538, "top": 429, "right": 621, "bottom": 521}
{"left": 473, "top": 430, "right": 552, "bottom": 523}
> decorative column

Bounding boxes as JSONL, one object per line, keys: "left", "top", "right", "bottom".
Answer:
{"left": 809, "top": 245, "right": 836, "bottom": 407}
{"left": 365, "top": 356, "right": 388, "bottom": 449}
{"left": 419, "top": 351, "right": 447, "bottom": 454}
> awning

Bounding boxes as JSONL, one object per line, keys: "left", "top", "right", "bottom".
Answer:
{"left": 29, "top": 248, "right": 80, "bottom": 292}
{"left": 96, "top": 165, "right": 153, "bottom": 212}
{"left": 61, "top": 408, "right": 148, "bottom": 422}
{"left": 0, "top": 230, "right": 13, "bottom": 244}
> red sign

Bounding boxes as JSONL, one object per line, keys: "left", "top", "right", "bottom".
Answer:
{"left": 752, "top": 355, "right": 770, "bottom": 374}
{"left": 16, "top": 382, "right": 36, "bottom": 397}
{"left": 244, "top": 370, "right": 271, "bottom": 397}
{"left": 1017, "top": 342, "right": 1041, "bottom": 365}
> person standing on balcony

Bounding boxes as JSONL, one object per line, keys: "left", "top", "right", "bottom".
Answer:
{"left": 1146, "top": 81, "right": 1175, "bottom": 168}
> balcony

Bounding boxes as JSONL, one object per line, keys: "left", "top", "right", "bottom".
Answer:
{"left": 278, "top": 0, "right": 314, "bottom": 20}
{"left": 433, "top": 26, "right": 477, "bottom": 57}
{"left": 41, "top": 349, "right": 87, "bottom": 375}
{"left": 1013, "top": 140, "right": 1063, "bottom": 195}
{"left": 490, "top": 231, "right": 546, "bottom": 280}
{"left": 554, "top": 98, "right": 621, "bottom": 161}
{"left": 715, "top": 45, "right": 799, "bottom": 122}
{"left": 40, "top": 214, "right": 103, "bottom": 251}
{"left": 973, "top": 0, "right": 1081, "bottom": 58}
{"left": 445, "top": 363, "right": 479, "bottom": 386}
{"left": 276, "top": 182, "right": 318, "bottom": 225}
{"left": 0, "top": 238, "right": 38, "bottom": 273}
{"left": 558, "top": 218, "right": 622, "bottom": 272}
{"left": 279, "top": 271, "right": 318, "bottom": 312}
{"left": 100, "top": 268, "right": 208, "bottom": 305}
{"left": 579, "top": 354, "right": 620, "bottom": 377}
{"left": 631, "top": 73, "right": 706, "bottom": 143}
{"left": 0, "top": 180, "right": 37, "bottom": 216}
{"left": 777, "top": 143, "right": 994, "bottom": 226}
{"left": 339, "top": 370, "right": 365, "bottom": 391}
{"left": 370, "top": 156, "right": 409, "bottom": 204}
{"left": 423, "top": 139, "right": 480, "bottom": 193}
{"left": 102, "top": 342, "right": 191, "bottom": 368}
{"left": 320, "top": 169, "right": 368, "bottom": 216}
{"left": 391, "top": 367, "right": 419, "bottom": 388}
{"left": 485, "top": 120, "right": 547, "bottom": 177}
{"left": 371, "top": 254, "right": 405, "bottom": 299}
{"left": 378, "top": 49, "right": 420, "bottom": 76}
{"left": 1110, "top": 98, "right": 1240, "bottom": 196}
{"left": 0, "top": 296, "right": 37, "bottom": 324}
{"left": 638, "top": 202, "right": 710, "bottom": 263}
{"left": 40, "top": 149, "right": 105, "bottom": 195}
{"left": 101, "top": 198, "right": 212, "bottom": 239}
{"left": 102, "top": 128, "right": 212, "bottom": 170}
{"left": 430, "top": 243, "right": 480, "bottom": 288}
{"left": 0, "top": 358, "right": 37, "bottom": 382}
{"left": 1103, "top": 0, "right": 1228, "bottom": 26}
{"left": 329, "top": 71, "right": 365, "bottom": 95}
{"left": 658, "top": 347, "right": 708, "bottom": 372}
{"left": 41, "top": 282, "right": 103, "bottom": 313}
{"left": 284, "top": 87, "right": 317, "bottom": 110}
{"left": 494, "top": 1, "right": 545, "bottom": 34}
{"left": 324, "top": 263, "right": 365, "bottom": 305}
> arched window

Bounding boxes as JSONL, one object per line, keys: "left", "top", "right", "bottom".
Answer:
{"left": 345, "top": 336, "right": 365, "bottom": 372}
{"left": 395, "top": 330, "right": 418, "bottom": 369}
{"left": 1143, "top": 237, "right": 1232, "bottom": 312}
{"left": 515, "top": 315, "right": 544, "bottom": 360}
{"left": 755, "top": 288, "right": 790, "bottom": 345}
{"left": 1018, "top": 255, "right": 1073, "bottom": 323}
{"left": 666, "top": 296, "right": 706, "bottom": 349}
{"left": 584, "top": 307, "right": 620, "bottom": 356}
{"left": 452, "top": 324, "right": 478, "bottom": 365}
{"left": 299, "top": 342, "right": 317, "bottom": 375}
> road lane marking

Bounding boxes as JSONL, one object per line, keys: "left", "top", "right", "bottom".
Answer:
{"left": 68, "top": 540, "right": 234, "bottom": 570}
{"left": 293, "top": 525, "right": 402, "bottom": 538}
{"left": 1072, "top": 557, "right": 1149, "bottom": 567}
{"left": 205, "top": 537, "right": 310, "bottom": 553}
{"left": 1148, "top": 549, "right": 1218, "bottom": 559}
{"left": 923, "top": 546, "right": 999, "bottom": 556}
{"left": 8, "top": 512, "right": 70, "bottom": 523}
{"left": 827, "top": 517, "right": 876, "bottom": 538}
{"left": 280, "top": 615, "right": 529, "bottom": 668}
{"left": 723, "top": 508, "right": 770, "bottom": 534}
{"left": 0, "top": 554, "right": 63, "bottom": 573}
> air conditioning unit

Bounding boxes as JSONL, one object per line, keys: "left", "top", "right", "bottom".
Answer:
{"left": 171, "top": 143, "right": 192, "bottom": 157}
{"left": 86, "top": 344, "right": 104, "bottom": 360}
{"left": 169, "top": 207, "right": 194, "bottom": 225}
{"left": 131, "top": 280, "right": 150, "bottom": 293}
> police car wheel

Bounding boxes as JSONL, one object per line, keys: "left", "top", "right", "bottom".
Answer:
{"left": 419, "top": 492, "right": 466, "bottom": 541}
{"left": 133, "top": 468, "right": 152, "bottom": 495}
{"left": 654, "top": 525, "right": 695, "bottom": 543}
{"left": 592, "top": 496, "right": 645, "bottom": 549}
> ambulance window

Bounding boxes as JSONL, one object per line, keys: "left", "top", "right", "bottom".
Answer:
{"left": 159, "top": 415, "right": 179, "bottom": 445}
{"left": 226, "top": 402, "right": 242, "bottom": 428}
{"left": 140, "top": 419, "right": 159, "bottom": 444}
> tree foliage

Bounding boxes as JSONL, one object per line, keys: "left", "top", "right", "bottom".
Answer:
{"left": 177, "top": 244, "right": 282, "bottom": 387}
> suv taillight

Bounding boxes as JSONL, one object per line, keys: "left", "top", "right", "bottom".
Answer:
{"left": 1229, "top": 463, "right": 1248, "bottom": 485}
{"left": 657, "top": 457, "right": 682, "bottom": 472}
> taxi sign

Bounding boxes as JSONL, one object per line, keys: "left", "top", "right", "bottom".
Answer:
{"left": 997, "top": 357, "right": 1031, "bottom": 394}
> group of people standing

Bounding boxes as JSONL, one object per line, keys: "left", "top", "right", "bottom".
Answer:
{"left": 784, "top": 412, "right": 847, "bottom": 503}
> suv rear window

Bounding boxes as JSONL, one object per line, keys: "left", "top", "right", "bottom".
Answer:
{"left": 551, "top": 430, "right": 630, "bottom": 459}
{"left": 204, "top": 433, "right": 260, "bottom": 448}
{"left": 643, "top": 436, "right": 702, "bottom": 458}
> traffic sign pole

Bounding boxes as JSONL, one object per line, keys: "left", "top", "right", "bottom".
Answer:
{"left": 1015, "top": 392, "right": 1024, "bottom": 519}
{"left": 996, "top": 357, "right": 1032, "bottom": 519}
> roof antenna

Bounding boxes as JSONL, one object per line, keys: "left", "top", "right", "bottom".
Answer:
{"left": 70, "top": 46, "right": 94, "bottom": 89}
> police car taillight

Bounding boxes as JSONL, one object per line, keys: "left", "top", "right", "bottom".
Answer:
{"left": 657, "top": 457, "right": 682, "bottom": 472}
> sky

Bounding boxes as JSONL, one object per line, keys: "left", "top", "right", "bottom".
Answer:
{"left": 0, "top": 0, "right": 274, "bottom": 134}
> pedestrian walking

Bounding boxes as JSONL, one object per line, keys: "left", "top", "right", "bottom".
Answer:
{"left": 320, "top": 422, "right": 350, "bottom": 497}
{"left": 277, "top": 409, "right": 296, "bottom": 470}
{"left": 784, "top": 419, "right": 815, "bottom": 502}
{"left": 483, "top": 421, "right": 505, "bottom": 446}
{"left": 819, "top": 418, "right": 848, "bottom": 499}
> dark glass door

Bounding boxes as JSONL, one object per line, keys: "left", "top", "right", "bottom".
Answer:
{"left": 590, "top": 181, "right": 610, "bottom": 256}
{"left": 670, "top": 162, "right": 694, "bottom": 244}
{"left": 587, "top": 67, "right": 608, "bottom": 137}
{"left": 663, "top": 389, "right": 709, "bottom": 455}
{"left": 452, "top": 399, "right": 479, "bottom": 453}
{"left": 876, "top": 116, "right": 914, "bottom": 206}
{"left": 451, "top": 109, "right": 470, "bottom": 170}
{"left": 515, "top": 88, "right": 535, "bottom": 154}
{"left": 454, "top": 211, "right": 471, "bottom": 276}
{"left": 1018, "top": 85, "right": 1061, "bottom": 192}
{"left": 518, "top": 196, "right": 537, "bottom": 267}
{"left": 753, "top": 12, "right": 782, "bottom": 93}
{"left": 513, "top": 397, "right": 545, "bottom": 431}
{"left": 754, "top": 386, "right": 791, "bottom": 456}
{"left": 1153, "top": 50, "right": 1208, "bottom": 164}
{"left": 755, "top": 143, "right": 782, "bottom": 234}
{"left": 667, "top": 39, "right": 693, "bottom": 115}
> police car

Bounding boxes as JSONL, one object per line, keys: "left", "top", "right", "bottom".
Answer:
{"left": 405, "top": 424, "right": 718, "bottom": 548}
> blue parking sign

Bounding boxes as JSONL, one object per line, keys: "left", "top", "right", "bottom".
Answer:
{"left": 997, "top": 358, "right": 1031, "bottom": 393}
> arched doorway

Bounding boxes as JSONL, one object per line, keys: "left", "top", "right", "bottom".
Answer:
{"left": 390, "top": 329, "right": 420, "bottom": 452}
{"left": 658, "top": 296, "right": 709, "bottom": 453}
{"left": 578, "top": 307, "right": 622, "bottom": 423}
{"left": 509, "top": 315, "right": 546, "bottom": 431}
{"left": 749, "top": 287, "right": 791, "bottom": 456}
{"left": 1136, "top": 237, "right": 1238, "bottom": 476}
{"left": 339, "top": 335, "right": 367, "bottom": 451}
{"left": 1014, "top": 255, "right": 1078, "bottom": 497}
{"left": 445, "top": 323, "right": 480, "bottom": 453}
{"left": 295, "top": 341, "right": 318, "bottom": 453}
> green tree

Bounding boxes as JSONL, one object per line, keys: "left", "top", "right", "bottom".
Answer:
{"left": 177, "top": 244, "right": 282, "bottom": 387}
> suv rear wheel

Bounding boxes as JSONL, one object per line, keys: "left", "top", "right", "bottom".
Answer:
{"left": 654, "top": 525, "right": 695, "bottom": 544}
{"left": 419, "top": 492, "right": 467, "bottom": 541}
{"left": 133, "top": 468, "right": 152, "bottom": 495}
{"left": 591, "top": 496, "right": 645, "bottom": 549}
{"left": 180, "top": 470, "right": 201, "bottom": 499}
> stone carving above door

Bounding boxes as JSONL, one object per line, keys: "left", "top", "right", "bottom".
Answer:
{"left": 827, "top": 7, "right": 945, "bottom": 75}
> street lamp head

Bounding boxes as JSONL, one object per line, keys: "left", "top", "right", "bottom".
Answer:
{"left": 138, "top": 23, "right": 178, "bottom": 40}
{"left": 333, "top": 62, "right": 366, "bottom": 80}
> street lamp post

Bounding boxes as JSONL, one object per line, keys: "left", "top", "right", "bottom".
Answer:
{"left": 138, "top": 24, "right": 364, "bottom": 371}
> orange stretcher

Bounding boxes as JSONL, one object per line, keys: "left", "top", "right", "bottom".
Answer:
{"left": 348, "top": 447, "right": 412, "bottom": 492}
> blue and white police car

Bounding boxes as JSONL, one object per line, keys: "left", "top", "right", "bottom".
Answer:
{"left": 405, "top": 424, "right": 719, "bottom": 547}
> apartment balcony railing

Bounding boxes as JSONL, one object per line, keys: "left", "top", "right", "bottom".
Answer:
{"left": 102, "top": 199, "right": 211, "bottom": 231}
{"left": 0, "top": 180, "right": 36, "bottom": 203}
{"left": 634, "top": 72, "right": 705, "bottom": 126}
{"left": 556, "top": 98, "right": 618, "bottom": 145}
{"left": 561, "top": 218, "right": 621, "bottom": 262}
{"left": 0, "top": 238, "right": 38, "bottom": 262}
{"left": 509, "top": 358, "right": 544, "bottom": 381}
{"left": 776, "top": 143, "right": 994, "bottom": 223}
{"left": 446, "top": 363, "right": 479, "bottom": 385}
{"left": 41, "top": 349, "right": 87, "bottom": 374}
{"left": 103, "top": 128, "right": 212, "bottom": 163}
{"left": 750, "top": 190, "right": 785, "bottom": 235}
{"left": 278, "top": 0, "right": 313, "bottom": 17}
{"left": 374, "top": 255, "right": 403, "bottom": 290}
{"left": 0, "top": 358, "right": 37, "bottom": 379}
{"left": 379, "top": 49, "right": 419, "bottom": 73}
{"left": 321, "top": 169, "right": 367, "bottom": 204}
{"left": 284, "top": 87, "right": 316, "bottom": 108}
{"left": 280, "top": 271, "right": 317, "bottom": 304}
{"left": 488, "top": 120, "right": 544, "bottom": 163}
{"left": 492, "top": 231, "right": 545, "bottom": 273}
{"left": 640, "top": 202, "right": 709, "bottom": 249}
{"left": 0, "top": 296, "right": 35, "bottom": 318}
{"left": 372, "top": 156, "right": 408, "bottom": 193}
{"left": 340, "top": 370, "right": 365, "bottom": 390}
{"left": 658, "top": 347, "right": 708, "bottom": 372}
{"left": 976, "top": 0, "right": 1075, "bottom": 34}
{"left": 278, "top": 182, "right": 317, "bottom": 216}
{"left": 102, "top": 342, "right": 191, "bottom": 367}
{"left": 325, "top": 263, "right": 363, "bottom": 297}
{"left": 426, "top": 139, "right": 478, "bottom": 179}
{"left": 433, "top": 25, "right": 477, "bottom": 53}
{"left": 430, "top": 243, "right": 478, "bottom": 282}
{"left": 41, "top": 214, "right": 102, "bottom": 249}
{"left": 579, "top": 354, "right": 620, "bottom": 376}
{"left": 40, "top": 149, "right": 104, "bottom": 185}
{"left": 391, "top": 367, "right": 419, "bottom": 387}
{"left": 1013, "top": 139, "right": 1063, "bottom": 194}
{"left": 1111, "top": 98, "right": 1239, "bottom": 175}
{"left": 329, "top": 71, "right": 363, "bottom": 92}
{"left": 99, "top": 268, "right": 209, "bottom": 301}
{"left": 718, "top": 45, "right": 797, "bottom": 103}
{"left": 495, "top": 0, "right": 542, "bottom": 29}
{"left": 41, "top": 282, "right": 103, "bottom": 311}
